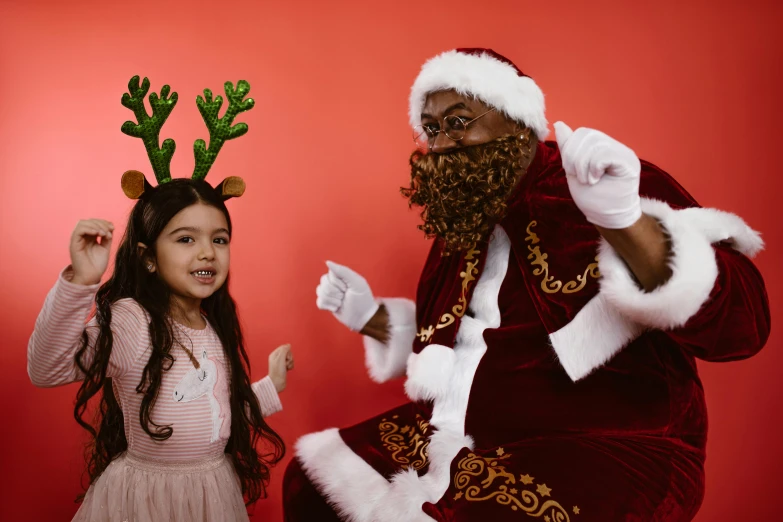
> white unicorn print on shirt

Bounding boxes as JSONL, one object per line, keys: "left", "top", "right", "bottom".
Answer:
{"left": 173, "top": 349, "right": 227, "bottom": 442}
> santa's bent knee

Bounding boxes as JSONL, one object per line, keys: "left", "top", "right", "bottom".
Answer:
{"left": 282, "top": 457, "right": 343, "bottom": 522}
{"left": 283, "top": 457, "right": 308, "bottom": 499}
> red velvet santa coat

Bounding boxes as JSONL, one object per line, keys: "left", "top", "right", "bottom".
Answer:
{"left": 286, "top": 141, "right": 769, "bottom": 522}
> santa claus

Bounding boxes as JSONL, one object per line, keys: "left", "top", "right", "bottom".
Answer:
{"left": 283, "top": 48, "right": 770, "bottom": 521}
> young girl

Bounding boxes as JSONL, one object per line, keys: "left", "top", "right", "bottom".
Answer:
{"left": 28, "top": 178, "right": 293, "bottom": 521}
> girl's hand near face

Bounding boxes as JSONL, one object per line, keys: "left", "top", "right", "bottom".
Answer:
{"left": 69, "top": 219, "right": 114, "bottom": 285}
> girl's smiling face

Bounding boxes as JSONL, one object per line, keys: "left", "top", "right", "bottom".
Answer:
{"left": 148, "top": 202, "right": 231, "bottom": 303}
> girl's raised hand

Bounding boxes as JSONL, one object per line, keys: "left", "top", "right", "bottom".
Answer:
{"left": 268, "top": 344, "right": 294, "bottom": 393}
{"left": 69, "top": 219, "right": 114, "bottom": 286}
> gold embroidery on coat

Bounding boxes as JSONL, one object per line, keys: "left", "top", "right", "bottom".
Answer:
{"left": 452, "top": 450, "right": 577, "bottom": 519}
{"left": 379, "top": 414, "right": 431, "bottom": 470}
{"left": 417, "top": 246, "right": 481, "bottom": 343}
{"left": 525, "top": 221, "right": 599, "bottom": 294}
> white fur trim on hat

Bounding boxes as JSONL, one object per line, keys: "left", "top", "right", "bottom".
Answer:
{"left": 409, "top": 49, "right": 549, "bottom": 141}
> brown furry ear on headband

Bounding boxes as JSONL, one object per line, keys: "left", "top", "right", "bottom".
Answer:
{"left": 121, "top": 170, "right": 153, "bottom": 199}
{"left": 215, "top": 176, "right": 246, "bottom": 200}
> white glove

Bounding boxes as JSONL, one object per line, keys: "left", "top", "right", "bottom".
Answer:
{"left": 316, "top": 261, "right": 380, "bottom": 332}
{"left": 554, "top": 121, "right": 642, "bottom": 229}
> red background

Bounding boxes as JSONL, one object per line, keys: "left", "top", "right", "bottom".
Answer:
{"left": 1, "top": 0, "right": 780, "bottom": 520}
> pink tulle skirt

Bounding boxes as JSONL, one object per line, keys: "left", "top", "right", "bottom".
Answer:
{"left": 72, "top": 452, "right": 249, "bottom": 522}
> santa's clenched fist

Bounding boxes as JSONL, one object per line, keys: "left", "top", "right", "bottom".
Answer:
{"left": 554, "top": 122, "right": 642, "bottom": 230}
{"left": 316, "top": 261, "right": 380, "bottom": 332}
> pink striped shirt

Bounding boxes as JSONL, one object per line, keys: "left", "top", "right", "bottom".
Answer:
{"left": 28, "top": 268, "right": 283, "bottom": 462}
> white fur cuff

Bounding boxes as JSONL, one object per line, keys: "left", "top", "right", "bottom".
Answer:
{"left": 363, "top": 298, "right": 417, "bottom": 383}
{"left": 598, "top": 199, "right": 763, "bottom": 330}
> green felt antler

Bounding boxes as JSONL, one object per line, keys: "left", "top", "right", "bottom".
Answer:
{"left": 120, "top": 76, "right": 178, "bottom": 184}
{"left": 192, "top": 80, "right": 254, "bottom": 181}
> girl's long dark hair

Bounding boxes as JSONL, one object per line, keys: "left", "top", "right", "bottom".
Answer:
{"left": 73, "top": 179, "right": 284, "bottom": 504}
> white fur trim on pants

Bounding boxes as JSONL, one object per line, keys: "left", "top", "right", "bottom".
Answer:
{"left": 295, "top": 428, "right": 473, "bottom": 522}
{"left": 295, "top": 429, "right": 433, "bottom": 522}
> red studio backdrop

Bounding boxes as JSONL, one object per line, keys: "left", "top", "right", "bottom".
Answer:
{"left": 1, "top": 0, "right": 781, "bottom": 520}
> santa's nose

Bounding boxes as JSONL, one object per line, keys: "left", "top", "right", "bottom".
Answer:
{"left": 430, "top": 131, "right": 459, "bottom": 154}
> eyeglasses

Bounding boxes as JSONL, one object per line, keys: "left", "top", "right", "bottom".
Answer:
{"left": 412, "top": 108, "right": 496, "bottom": 151}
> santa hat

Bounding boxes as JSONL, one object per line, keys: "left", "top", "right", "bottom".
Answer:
{"left": 409, "top": 48, "right": 549, "bottom": 141}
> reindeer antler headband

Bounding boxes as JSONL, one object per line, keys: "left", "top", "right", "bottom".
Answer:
{"left": 119, "top": 75, "right": 253, "bottom": 200}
